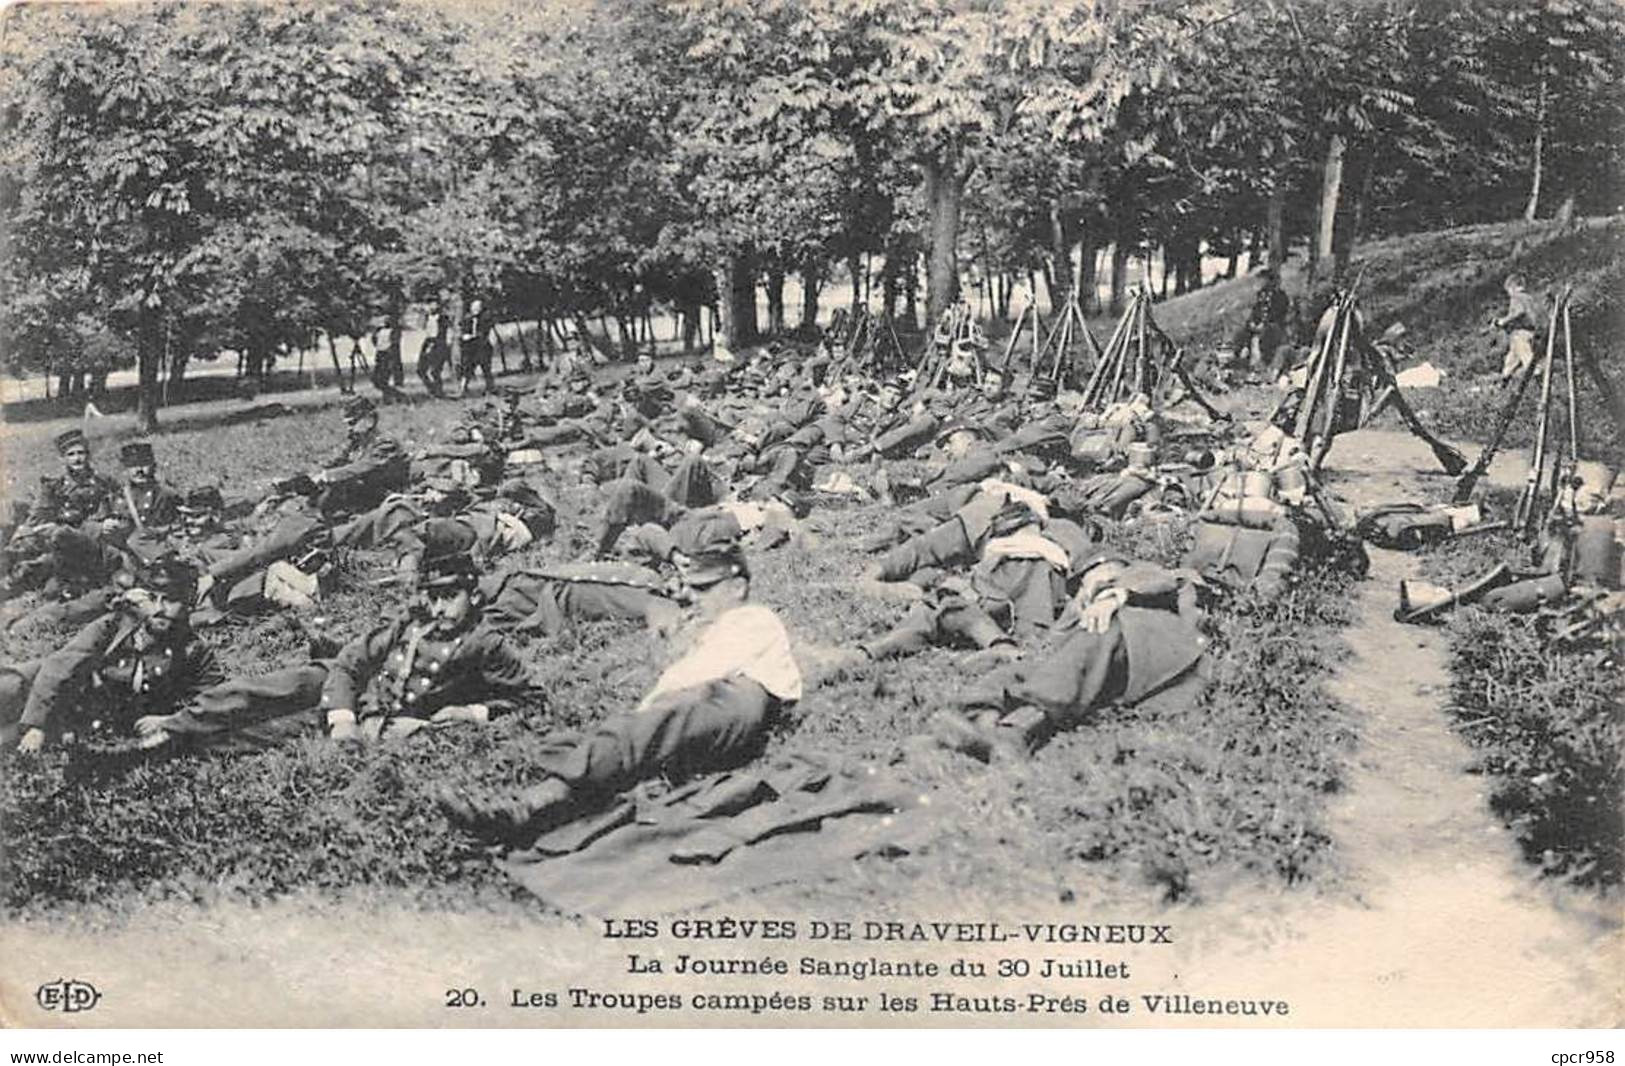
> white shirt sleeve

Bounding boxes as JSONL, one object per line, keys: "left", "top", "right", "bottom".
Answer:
{"left": 639, "top": 605, "right": 803, "bottom": 711}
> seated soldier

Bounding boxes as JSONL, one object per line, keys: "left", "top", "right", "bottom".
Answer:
{"left": 3, "top": 429, "right": 121, "bottom": 596}
{"left": 3, "top": 556, "right": 223, "bottom": 753}
{"left": 437, "top": 513, "right": 802, "bottom": 847}
{"left": 289, "top": 396, "right": 410, "bottom": 518}
{"left": 113, "top": 440, "right": 183, "bottom": 530}
{"left": 137, "top": 523, "right": 539, "bottom": 753}
{"left": 924, "top": 555, "right": 1208, "bottom": 762}
{"left": 320, "top": 524, "right": 538, "bottom": 743}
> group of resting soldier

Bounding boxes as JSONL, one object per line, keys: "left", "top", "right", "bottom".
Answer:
{"left": 5, "top": 295, "right": 1610, "bottom": 859}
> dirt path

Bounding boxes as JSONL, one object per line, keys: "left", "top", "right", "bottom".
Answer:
{"left": 1166, "top": 429, "right": 1622, "bottom": 1025}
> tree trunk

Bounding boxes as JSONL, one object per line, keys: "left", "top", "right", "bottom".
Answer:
{"left": 881, "top": 256, "right": 900, "bottom": 321}
{"left": 1524, "top": 74, "right": 1547, "bottom": 222}
{"left": 1109, "top": 241, "right": 1130, "bottom": 316}
{"left": 135, "top": 313, "right": 161, "bottom": 432}
{"left": 1266, "top": 177, "right": 1287, "bottom": 269}
{"left": 1079, "top": 234, "right": 1100, "bottom": 314}
{"left": 682, "top": 303, "right": 701, "bottom": 352}
{"left": 922, "top": 146, "right": 966, "bottom": 330}
{"left": 800, "top": 258, "right": 822, "bottom": 333}
{"left": 1336, "top": 149, "right": 1376, "bottom": 283}
{"left": 1049, "top": 198, "right": 1068, "bottom": 298}
{"left": 1226, "top": 238, "right": 1240, "bottom": 279}
{"left": 1310, "top": 133, "right": 1346, "bottom": 290}
{"left": 903, "top": 254, "right": 919, "bottom": 329}
{"left": 1247, "top": 227, "right": 1262, "bottom": 273}
{"left": 713, "top": 258, "right": 758, "bottom": 350}
{"left": 847, "top": 254, "right": 862, "bottom": 313}
{"left": 711, "top": 263, "right": 734, "bottom": 352}
{"left": 765, "top": 267, "right": 786, "bottom": 335}
{"left": 731, "top": 259, "right": 758, "bottom": 345}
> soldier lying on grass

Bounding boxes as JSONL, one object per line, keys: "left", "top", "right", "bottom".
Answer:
{"left": 3, "top": 556, "right": 223, "bottom": 754}
{"left": 437, "top": 513, "right": 803, "bottom": 848}
{"left": 131, "top": 522, "right": 538, "bottom": 751}
{"left": 920, "top": 555, "right": 1209, "bottom": 763}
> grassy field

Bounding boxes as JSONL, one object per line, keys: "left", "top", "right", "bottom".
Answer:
{"left": 1416, "top": 504, "right": 1623, "bottom": 888}
{"left": 0, "top": 387, "right": 1364, "bottom": 916}
{"left": 5, "top": 215, "right": 1618, "bottom": 916}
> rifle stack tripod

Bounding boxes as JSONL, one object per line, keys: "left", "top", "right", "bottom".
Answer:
{"left": 912, "top": 284, "right": 1204, "bottom": 415}
{"left": 1285, "top": 289, "right": 1467, "bottom": 476}
{"left": 826, "top": 307, "right": 908, "bottom": 380}
{"left": 1452, "top": 284, "right": 1596, "bottom": 542}
{"left": 1077, "top": 286, "right": 1182, "bottom": 413}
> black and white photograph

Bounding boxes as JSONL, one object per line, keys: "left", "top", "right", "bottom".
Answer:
{"left": 0, "top": 0, "right": 1620, "bottom": 1038}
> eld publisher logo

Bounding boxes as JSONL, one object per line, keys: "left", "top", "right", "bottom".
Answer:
{"left": 36, "top": 978, "right": 101, "bottom": 1013}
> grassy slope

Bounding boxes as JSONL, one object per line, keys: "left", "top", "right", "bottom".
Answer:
{"left": 1080, "top": 216, "right": 1624, "bottom": 457}
{"left": 0, "top": 391, "right": 1360, "bottom": 916}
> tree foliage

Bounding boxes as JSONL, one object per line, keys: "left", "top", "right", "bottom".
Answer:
{"left": 1, "top": 0, "right": 1619, "bottom": 415}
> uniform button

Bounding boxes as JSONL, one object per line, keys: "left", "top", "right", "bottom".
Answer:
{"left": 405, "top": 693, "right": 417, "bottom": 704}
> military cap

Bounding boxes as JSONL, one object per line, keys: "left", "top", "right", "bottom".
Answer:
{"left": 499, "top": 384, "right": 533, "bottom": 401}
{"left": 178, "top": 485, "right": 225, "bottom": 513}
{"left": 669, "top": 508, "right": 747, "bottom": 588}
{"left": 119, "top": 440, "right": 156, "bottom": 468}
{"left": 417, "top": 518, "right": 481, "bottom": 589}
{"left": 340, "top": 395, "right": 377, "bottom": 421}
{"left": 55, "top": 428, "right": 88, "bottom": 454}
{"left": 134, "top": 553, "right": 200, "bottom": 603}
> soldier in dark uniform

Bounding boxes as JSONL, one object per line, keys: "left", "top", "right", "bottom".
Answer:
{"left": 319, "top": 522, "right": 537, "bottom": 742}
{"left": 1232, "top": 267, "right": 1292, "bottom": 378}
{"left": 2, "top": 429, "right": 122, "bottom": 596}
{"left": 417, "top": 307, "right": 451, "bottom": 397}
{"left": 301, "top": 396, "right": 411, "bottom": 517}
{"left": 31, "top": 429, "right": 121, "bottom": 528}
{"left": 3, "top": 556, "right": 223, "bottom": 753}
{"left": 114, "top": 440, "right": 183, "bottom": 531}
{"left": 458, "top": 298, "right": 497, "bottom": 397}
{"left": 924, "top": 555, "right": 1209, "bottom": 762}
{"left": 438, "top": 516, "right": 802, "bottom": 846}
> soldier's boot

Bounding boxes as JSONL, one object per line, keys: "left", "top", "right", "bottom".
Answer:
{"left": 436, "top": 778, "right": 576, "bottom": 847}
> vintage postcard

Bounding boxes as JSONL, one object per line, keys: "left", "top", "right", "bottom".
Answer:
{"left": 1, "top": 0, "right": 1620, "bottom": 1032}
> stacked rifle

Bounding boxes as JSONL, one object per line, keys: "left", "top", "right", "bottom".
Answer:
{"left": 827, "top": 308, "right": 908, "bottom": 380}
{"left": 1289, "top": 289, "right": 1466, "bottom": 475}
{"left": 914, "top": 302, "right": 979, "bottom": 393}
{"left": 1019, "top": 287, "right": 1100, "bottom": 402}
{"left": 1509, "top": 286, "right": 1580, "bottom": 539}
{"left": 1078, "top": 286, "right": 1174, "bottom": 412}
{"left": 1453, "top": 283, "right": 1606, "bottom": 545}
